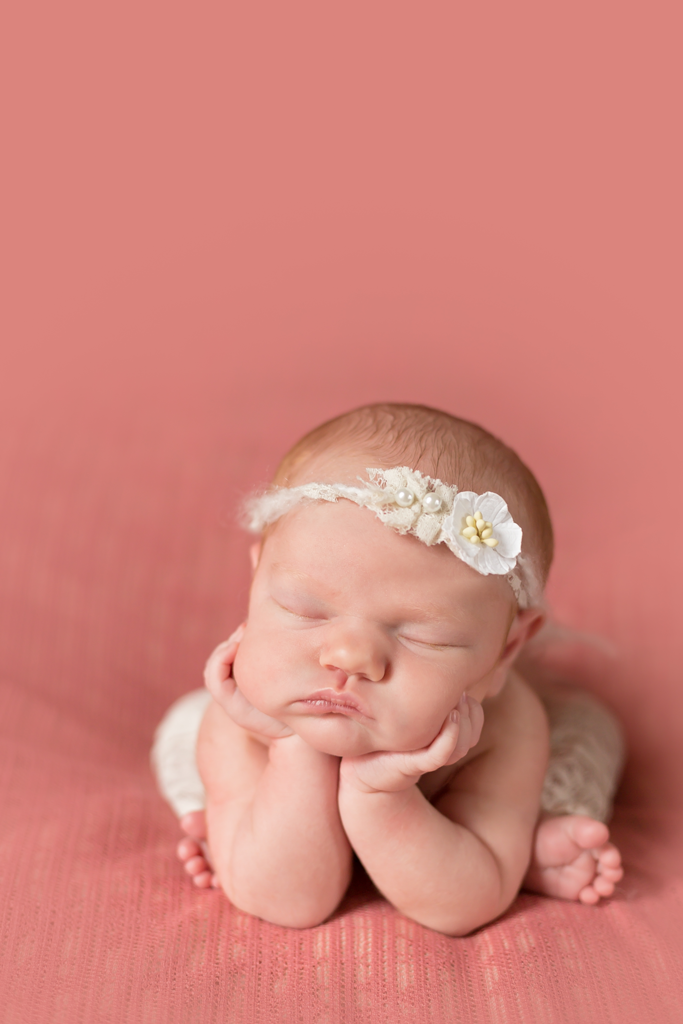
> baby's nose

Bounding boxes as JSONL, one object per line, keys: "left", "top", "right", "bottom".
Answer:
{"left": 319, "top": 624, "right": 388, "bottom": 682}
{"left": 323, "top": 666, "right": 351, "bottom": 687}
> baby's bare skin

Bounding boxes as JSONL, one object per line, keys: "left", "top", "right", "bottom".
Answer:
{"left": 174, "top": 499, "right": 623, "bottom": 931}
{"left": 178, "top": 673, "right": 623, "bottom": 909}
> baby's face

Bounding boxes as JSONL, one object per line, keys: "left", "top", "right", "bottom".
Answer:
{"left": 232, "top": 499, "right": 517, "bottom": 757}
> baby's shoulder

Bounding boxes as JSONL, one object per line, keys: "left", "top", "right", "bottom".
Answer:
{"left": 480, "top": 669, "right": 549, "bottom": 752}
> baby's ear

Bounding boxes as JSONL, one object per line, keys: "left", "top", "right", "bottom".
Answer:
{"left": 502, "top": 608, "right": 546, "bottom": 666}
{"left": 486, "top": 608, "right": 546, "bottom": 697}
{"left": 249, "top": 542, "right": 262, "bottom": 572}
{"left": 518, "top": 608, "right": 546, "bottom": 646}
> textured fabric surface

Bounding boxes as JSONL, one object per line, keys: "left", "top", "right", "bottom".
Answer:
{"left": 2, "top": 1, "right": 683, "bottom": 1021}
{"left": 2, "top": 368, "right": 682, "bottom": 1024}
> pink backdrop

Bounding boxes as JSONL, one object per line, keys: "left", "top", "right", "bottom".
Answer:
{"left": 1, "top": 2, "right": 682, "bottom": 1021}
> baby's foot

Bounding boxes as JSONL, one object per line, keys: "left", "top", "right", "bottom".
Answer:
{"left": 523, "top": 814, "right": 623, "bottom": 905}
{"left": 176, "top": 810, "right": 218, "bottom": 889}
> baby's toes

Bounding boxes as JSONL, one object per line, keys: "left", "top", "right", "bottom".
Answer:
{"left": 594, "top": 843, "right": 624, "bottom": 885}
{"left": 594, "top": 842, "right": 621, "bottom": 870}
{"left": 578, "top": 884, "right": 601, "bottom": 906}
{"left": 179, "top": 810, "right": 207, "bottom": 840}
{"left": 570, "top": 817, "right": 609, "bottom": 851}
{"left": 177, "top": 837, "right": 201, "bottom": 863}
{"left": 184, "top": 854, "right": 210, "bottom": 878}
{"left": 177, "top": 835, "right": 218, "bottom": 889}
{"left": 592, "top": 875, "right": 616, "bottom": 898}
{"left": 192, "top": 869, "right": 214, "bottom": 888}
{"left": 598, "top": 862, "right": 624, "bottom": 884}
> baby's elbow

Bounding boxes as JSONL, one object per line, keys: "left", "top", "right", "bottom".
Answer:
{"left": 437, "top": 908, "right": 500, "bottom": 937}
{"left": 220, "top": 874, "right": 345, "bottom": 930}
{"left": 421, "top": 902, "right": 507, "bottom": 937}
{"left": 231, "top": 892, "right": 341, "bottom": 930}
{"left": 404, "top": 882, "right": 517, "bottom": 937}
{"left": 274, "top": 903, "right": 338, "bottom": 930}
{"left": 450, "top": 890, "right": 522, "bottom": 937}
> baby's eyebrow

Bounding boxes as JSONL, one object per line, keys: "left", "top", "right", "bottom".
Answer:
{"left": 396, "top": 615, "right": 473, "bottom": 642}
{"left": 269, "top": 561, "right": 323, "bottom": 585}
{"left": 399, "top": 615, "right": 459, "bottom": 629}
{"left": 267, "top": 561, "right": 334, "bottom": 599}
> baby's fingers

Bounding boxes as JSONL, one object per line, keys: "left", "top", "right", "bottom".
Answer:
{"left": 444, "top": 695, "right": 484, "bottom": 765}
{"left": 203, "top": 624, "right": 246, "bottom": 697}
{"left": 203, "top": 625, "right": 293, "bottom": 738}
{"left": 407, "top": 710, "right": 462, "bottom": 775}
{"left": 206, "top": 624, "right": 247, "bottom": 668}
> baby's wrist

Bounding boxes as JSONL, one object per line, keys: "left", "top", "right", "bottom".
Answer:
{"left": 338, "top": 761, "right": 418, "bottom": 796}
{"left": 269, "top": 732, "right": 339, "bottom": 766}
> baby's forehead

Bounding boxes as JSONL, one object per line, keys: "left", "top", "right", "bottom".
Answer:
{"left": 261, "top": 501, "right": 514, "bottom": 616}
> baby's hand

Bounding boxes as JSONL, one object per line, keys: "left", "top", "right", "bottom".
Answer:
{"left": 204, "top": 626, "right": 293, "bottom": 739}
{"left": 339, "top": 694, "right": 484, "bottom": 794}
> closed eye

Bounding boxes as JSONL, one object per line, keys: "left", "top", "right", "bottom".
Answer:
{"left": 398, "top": 635, "right": 464, "bottom": 651}
{"left": 272, "top": 597, "right": 327, "bottom": 622}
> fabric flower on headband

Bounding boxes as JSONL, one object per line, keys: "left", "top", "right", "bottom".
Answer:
{"left": 441, "top": 491, "right": 523, "bottom": 575}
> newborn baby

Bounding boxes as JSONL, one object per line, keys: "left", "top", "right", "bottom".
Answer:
{"left": 153, "top": 403, "right": 624, "bottom": 934}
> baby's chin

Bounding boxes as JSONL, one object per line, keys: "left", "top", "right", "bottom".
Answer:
{"left": 287, "top": 713, "right": 384, "bottom": 758}
{"left": 286, "top": 713, "right": 431, "bottom": 758}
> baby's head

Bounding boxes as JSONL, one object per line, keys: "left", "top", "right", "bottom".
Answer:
{"left": 232, "top": 403, "right": 553, "bottom": 757}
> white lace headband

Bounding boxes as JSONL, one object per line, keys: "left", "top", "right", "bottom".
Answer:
{"left": 244, "top": 467, "right": 539, "bottom": 608}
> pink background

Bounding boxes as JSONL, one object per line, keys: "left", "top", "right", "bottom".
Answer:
{"left": 1, "top": 2, "right": 682, "bottom": 1021}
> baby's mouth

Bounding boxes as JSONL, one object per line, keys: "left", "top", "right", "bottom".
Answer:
{"left": 297, "top": 689, "right": 368, "bottom": 717}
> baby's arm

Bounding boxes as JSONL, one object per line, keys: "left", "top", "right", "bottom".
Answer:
{"left": 337, "top": 675, "right": 549, "bottom": 936}
{"left": 198, "top": 640, "right": 353, "bottom": 928}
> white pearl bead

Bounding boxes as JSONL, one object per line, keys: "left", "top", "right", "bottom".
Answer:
{"left": 395, "top": 489, "right": 414, "bottom": 507}
{"left": 423, "top": 493, "right": 442, "bottom": 512}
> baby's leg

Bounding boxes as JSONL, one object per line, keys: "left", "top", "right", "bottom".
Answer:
{"left": 525, "top": 683, "right": 626, "bottom": 903}
{"left": 150, "top": 689, "right": 216, "bottom": 888}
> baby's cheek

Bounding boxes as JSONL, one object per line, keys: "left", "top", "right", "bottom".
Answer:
{"left": 396, "top": 718, "right": 443, "bottom": 751}
{"left": 232, "top": 628, "right": 294, "bottom": 711}
{"left": 391, "top": 693, "right": 456, "bottom": 749}
{"left": 231, "top": 634, "right": 270, "bottom": 705}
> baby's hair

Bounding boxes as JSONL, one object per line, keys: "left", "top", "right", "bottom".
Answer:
{"left": 272, "top": 403, "right": 554, "bottom": 591}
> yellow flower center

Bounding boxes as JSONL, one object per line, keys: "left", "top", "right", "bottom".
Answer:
{"left": 461, "top": 511, "right": 499, "bottom": 548}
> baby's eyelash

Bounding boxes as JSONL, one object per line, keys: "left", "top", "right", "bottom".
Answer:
{"left": 273, "top": 598, "right": 326, "bottom": 621}
{"left": 399, "top": 635, "right": 460, "bottom": 651}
